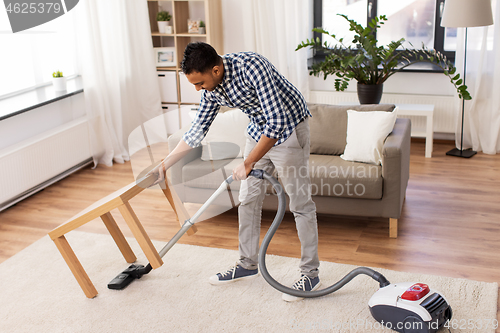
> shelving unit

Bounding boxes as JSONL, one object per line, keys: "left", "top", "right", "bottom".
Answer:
{"left": 147, "top": 0, "right": 223, "bottom": 132}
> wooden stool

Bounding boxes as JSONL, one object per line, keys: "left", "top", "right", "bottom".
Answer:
{"left": 48, "top": 175, "right": 196, "bottom": 298}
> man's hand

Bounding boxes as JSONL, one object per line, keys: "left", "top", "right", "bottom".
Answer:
{"left": 145, "top": 161, "right": 166, "bottom": 186}
{"left": 233, "top": 135, "right": 277, "bottom": 181}
{"left": 144, "top": 139, "right": 193, "bottom": 187}
{"left": 233, "top": 161, "right": 253, "bottom": 181}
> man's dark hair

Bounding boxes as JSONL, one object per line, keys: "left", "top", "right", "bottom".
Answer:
{"left": 181, "top": 42, "right": 220, "bottom": 75}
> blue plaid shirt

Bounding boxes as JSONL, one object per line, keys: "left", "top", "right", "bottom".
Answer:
{"left": 182, "top": 52, "right": 311, "bottom": 148}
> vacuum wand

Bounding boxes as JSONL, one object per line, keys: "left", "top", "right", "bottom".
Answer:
{"left": 108, "top": 173, "right": 237, "bottom": 290}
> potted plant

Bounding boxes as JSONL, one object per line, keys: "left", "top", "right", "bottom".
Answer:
{"left": 157, "top": 10, "right": 172, "bottom": 34}
{"left": 296, "top": 14, "right": 471, "bottom": 104}
{"left": 52, "top": 71, "right": 66, "bottom": 91}
{"left": 198, "top": 20, "right": 206, "bottom": 34}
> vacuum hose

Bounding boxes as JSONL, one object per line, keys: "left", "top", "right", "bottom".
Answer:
{"left": 248, "top": 169, "right": 391, "bottom": 298}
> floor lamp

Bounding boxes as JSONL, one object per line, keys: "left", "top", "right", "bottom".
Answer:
{"left": 441, "top": 0, "right": 493, "bottom": 158}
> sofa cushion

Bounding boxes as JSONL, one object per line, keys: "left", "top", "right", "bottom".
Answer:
{"left": 308, "top": 103, "right": 396, "bottom": 155}
{"left": 341, "top": 108, "right": 398, "bottom": 165}
{"left": 309, "top": 155, "right": 383, "bottom": 199}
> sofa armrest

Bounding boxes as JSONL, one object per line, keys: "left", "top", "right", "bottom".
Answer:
{"left": 383, "top": 118, "right": 411, "bottom": 158}
{"left": 381, "top": 118, "right": 411, "bottom": 218}
{"left": 167, "top": 125, "right": 202, "bottom": 185}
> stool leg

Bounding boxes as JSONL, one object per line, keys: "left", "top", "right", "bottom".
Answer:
{"left": 101, "top": 212, "right": 136, "bottom": 263}
{"left": 53, "top": 235, "right": 98, "bottom": 298}
{"left": 161, "top": 185, "right": 179, "bottom": 219}
{"left": 161, "top": 181, "right": 197, "bottom": 236}
{"left": 118, "top": 202, "right": 163, "bottom": 269}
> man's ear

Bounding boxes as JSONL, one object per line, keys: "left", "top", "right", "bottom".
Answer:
{"left": 212, "top": 65, "right": 221, "bottom": 77}
{"left": 212, "top": 57, "right": 223, "bottom": 77}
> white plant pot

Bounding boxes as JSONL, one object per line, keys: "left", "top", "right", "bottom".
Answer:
{"left": 52, "top": 77, "right": 67, "bottom": 91}
{"left": 198, "top": 27, "right": 205, "bottom": 34}
{"left": 157, "top": 21, "right": 171, "bottom": 34}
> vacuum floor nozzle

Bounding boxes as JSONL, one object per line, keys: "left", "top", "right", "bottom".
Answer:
{"left": 108, "top": 264, "right": 151, "bottom": 290}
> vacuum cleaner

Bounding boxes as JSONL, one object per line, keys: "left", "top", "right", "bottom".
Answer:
{"left": 108, "top": 170, "right": 452, "bottom": 333}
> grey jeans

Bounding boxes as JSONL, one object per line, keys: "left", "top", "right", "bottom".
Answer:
{"left": 237, "top": 118, "right": 319, "bottom": 278}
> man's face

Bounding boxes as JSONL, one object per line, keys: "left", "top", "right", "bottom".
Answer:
{"left": 185, "top": 65, "right": 223, "bottom": 92}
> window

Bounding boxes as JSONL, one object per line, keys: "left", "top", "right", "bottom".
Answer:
{"left": 315, "top": 0, "right": 456, "bottom": 62}
{"left": 0, "top": 8, "right": 78, "bottom": 98}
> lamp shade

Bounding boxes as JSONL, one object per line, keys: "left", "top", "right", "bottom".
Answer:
{"left": 441, "top": 0, "right": 494, "bottom": 27}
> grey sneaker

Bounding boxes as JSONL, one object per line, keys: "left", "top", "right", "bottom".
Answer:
{"left": 209, "top": 263, "right": 259, "bottom": 285}
{"left": 282, "top": 275, "right": 321, "bottom": 302}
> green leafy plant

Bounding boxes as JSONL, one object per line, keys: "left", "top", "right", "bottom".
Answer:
{"left": 156, "top": 10, "right": 171, "bottom": 22}
{"left": 199, "top": 20, "right": 205, "bottom": 28}
{"left": 52, "top": 71, "right": 63, "bottom": 78}
{"left": 296, "top": 14, "right": 471, "bottom": 100}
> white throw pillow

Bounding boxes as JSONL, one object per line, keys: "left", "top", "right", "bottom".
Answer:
{"left": 340, "top": 108, "right": 398, "bottom": 165}
{"left": 189, "top": 109, "right": 249, "bottom": 161}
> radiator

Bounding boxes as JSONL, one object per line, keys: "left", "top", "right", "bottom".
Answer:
{"left": 0, "top": 117, "right": 92, "bottom": 211}
{"left": 309, "top": 91, "right": 457, "bottom": 134}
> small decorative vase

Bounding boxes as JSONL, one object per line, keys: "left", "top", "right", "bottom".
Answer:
{"left": 52, "top": 77, "right": 67, "bottom": 91}
{"left": 357, "top": 83, "right": 383, "bottom": 104}
{"left": 198, "top": 27, "right": 205, "bottom": 34}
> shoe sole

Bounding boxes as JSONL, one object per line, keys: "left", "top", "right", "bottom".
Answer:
{"left": 209, "top": 272, "right": 259, "bottom": 286}
{"left": 282, "top": 281, "right": 322, "bottom": 302}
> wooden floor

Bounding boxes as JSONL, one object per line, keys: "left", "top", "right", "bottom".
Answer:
{"left": 1, "top": 139, "right": 500, "bottom": 327}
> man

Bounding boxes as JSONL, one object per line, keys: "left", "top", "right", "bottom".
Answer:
{"left": 150, "top": 42, "right": 319, "bottom": 302}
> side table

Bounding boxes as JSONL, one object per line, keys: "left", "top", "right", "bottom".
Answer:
{"left": 396, "top": 104, "right": 434, "bottom": 158}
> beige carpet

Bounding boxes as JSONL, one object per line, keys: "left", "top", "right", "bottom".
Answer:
{"left": 0, "top": 231, "right": 497, "bottom": 333}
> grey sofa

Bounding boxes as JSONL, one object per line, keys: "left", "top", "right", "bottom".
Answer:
{"left": 167, "top": 103, "right": 411, "bottom": 238}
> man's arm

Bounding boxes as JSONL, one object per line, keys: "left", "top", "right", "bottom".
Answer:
{"left": 162, "top": 139, "right": 193, "bottom": 170}
{"left": 245, "top": 56, "right": 286, "bottom": 142}
{"left": 232, "top": 135, "right": 277, "bottom": 181}
{"left": 147, "top": 139, "right": 193, "bottom": 185}
{"left": 150, "top": 95, "right": 219, "bottom": 185}
{"left": 232, "top": 55, "right": 286, "bottom": 180}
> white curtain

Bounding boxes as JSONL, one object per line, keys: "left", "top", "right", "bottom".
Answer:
{"left": 457, "top": 0, "right": 500, "bottom": 154}
{"left": 234, "top": 0, "right": 312, "bottom": 98}
{"left": 74, "top": 0, "right": 163, "bottom": 167}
